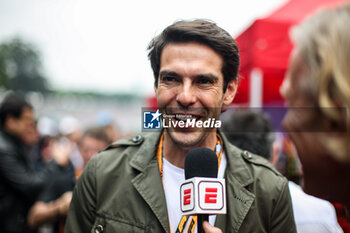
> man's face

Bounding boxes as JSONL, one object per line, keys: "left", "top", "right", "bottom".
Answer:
{"left": 6, "top": 107, "right": 36, "bottom": 144}
{"left": 155, "top": 42, "right": 237, "bottom": 148}
{"left": 280, "top": 48, "right": 341, "bottom": 200}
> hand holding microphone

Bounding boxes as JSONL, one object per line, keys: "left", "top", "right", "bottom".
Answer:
{"left": 180, "top": 148, "right": 226, "bottom": 233}
{"left": 203, "top": 221, "right": 223, "bottom": 233}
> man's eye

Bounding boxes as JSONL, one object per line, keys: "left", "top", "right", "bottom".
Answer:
{"left": 162, "top": 76, "right": 177, "bottom": 82}
{"left": 197, "top": 78, "right": 213, "bottom": 84}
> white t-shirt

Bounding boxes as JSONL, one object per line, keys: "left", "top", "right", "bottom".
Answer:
{"left": 289, "top": 181, "right": 343, "bottom": 233}
{"left": 162, "top": 152, "right": 227, "bottom": 233}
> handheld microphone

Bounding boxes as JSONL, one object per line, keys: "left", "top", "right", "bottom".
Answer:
{"left": 180, "top": 148, "right": 226, "bottom": 233}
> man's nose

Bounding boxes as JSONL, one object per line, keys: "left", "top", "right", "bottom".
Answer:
{"left": 176, "top": 80, "right": 197, "bottom": 107}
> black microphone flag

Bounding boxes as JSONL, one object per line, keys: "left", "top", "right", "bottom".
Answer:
{"left": 180, "top": 148, "right": 227, "bottom": 224}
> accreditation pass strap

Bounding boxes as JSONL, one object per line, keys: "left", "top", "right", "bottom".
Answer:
{"left": 156, "top": 134, "right": 224, "bottom": 233}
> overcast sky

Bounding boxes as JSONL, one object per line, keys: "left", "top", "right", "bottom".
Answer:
{"left": 0, "top": 0, "right": 288, "bottom": 96}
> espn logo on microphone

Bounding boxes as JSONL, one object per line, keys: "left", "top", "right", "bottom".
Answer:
{"left": 180, "top": 177, "right": 226, "bottom": 215}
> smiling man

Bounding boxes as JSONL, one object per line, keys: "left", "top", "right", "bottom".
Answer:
{"left": 155, "top": 41, "right": 237, "bottom": 167}
{"left": 65, "top": 19, "right": 296, "bottom": 233}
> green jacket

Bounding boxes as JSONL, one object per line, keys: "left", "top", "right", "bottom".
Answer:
{"left": 65, "top": 132, "right": 296, "bottom": 233}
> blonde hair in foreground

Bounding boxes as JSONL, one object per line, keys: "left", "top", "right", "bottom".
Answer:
{"left": 291, "top": 3, "right": 350, "bottom": 162}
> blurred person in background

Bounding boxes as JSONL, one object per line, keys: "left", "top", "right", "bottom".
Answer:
{"left": 27, "top": 126, "right": 111, "bottom": 232}
{"left": 76, "top": 126, "right": 112, "bottom": 178}
{"left": 33, "top": 117, "right": 60, "bottom": 170}
{"left": 27, "top": 116, "right": 76, "bottom": 233}
{"left": 222, "top": 110, "right": 343, "bottom": 233}
{"left": 280, "top": 3, "right": 350, "bottom": 230}
{"left": 58, "top": 115, "right": 83, "bottom": 171}
{"left": 22, "top": 119, "right": 41, "bottom": 163}
{"left": 95, "top": 110, "right": 120, "bottom": 142}
{"left": 0, "top": 91, "right": 70, "bottom": 233}
{"left": 222, "top": 110, "right": 275, "bottom": 160}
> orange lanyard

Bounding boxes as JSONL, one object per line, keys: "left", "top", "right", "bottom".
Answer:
{"left": 156, "top": 134, "right": 224, "bottom": 233}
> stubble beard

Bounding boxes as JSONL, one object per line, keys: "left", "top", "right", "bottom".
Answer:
{"left": 162, "top": 106, "right": 221, "bottom": 149}
{"left": 165, "top": 127, "right": 211, "bottom": 149}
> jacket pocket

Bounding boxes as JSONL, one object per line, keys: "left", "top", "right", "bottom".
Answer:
{"left": 91, "top": 216, "right": 147, "bottom": 233}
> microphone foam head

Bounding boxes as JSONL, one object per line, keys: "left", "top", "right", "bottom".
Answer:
{"left": 185, "top": 147, "right": 218, "bottom": 179}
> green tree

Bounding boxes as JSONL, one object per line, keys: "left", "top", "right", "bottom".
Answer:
{"left": 0, "top": 38, "right": 49, "bottom": 93}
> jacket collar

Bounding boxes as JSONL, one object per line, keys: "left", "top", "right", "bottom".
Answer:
{"left": 129, "top": 131, "right": 162, "bottom": 171}
{"left": 129, "top": 131, "right": 171, "bottom": 233}
{"left": 216, "top": 132, "right": 255, "bottom": 232}
{"left": 220, "top": 131, "right": 254, "bottom": 187}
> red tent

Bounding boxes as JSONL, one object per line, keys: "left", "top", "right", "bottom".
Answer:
{"left": 234, "top": 0, "right": 349, "bottom": 106}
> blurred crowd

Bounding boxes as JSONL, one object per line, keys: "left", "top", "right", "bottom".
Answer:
{"left": 0, "top": 91, "right": 123, "bottom": 233}
{"left": 1, "top": 2, "right": 350, "bottom": 233}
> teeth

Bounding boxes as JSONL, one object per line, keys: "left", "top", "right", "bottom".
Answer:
{"left": 176, "top": 117, "right": 193, "bottom": 121}
{"left": 175, "top": 114, "right": 197, "bottom": 121}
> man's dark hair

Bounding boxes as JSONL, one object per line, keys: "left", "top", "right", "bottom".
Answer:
{"left": 0, "top": 92, "right": 32, "bottom": 128}
{"left": 222, "top": 110, "right": 275, "bottom": 160}
{"left": 148, "top": 19, "right": 240, "bottom": 92}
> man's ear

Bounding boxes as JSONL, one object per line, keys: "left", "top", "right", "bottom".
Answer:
{"left": 223, "top": 79, "right": 239, "bottom": 106}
